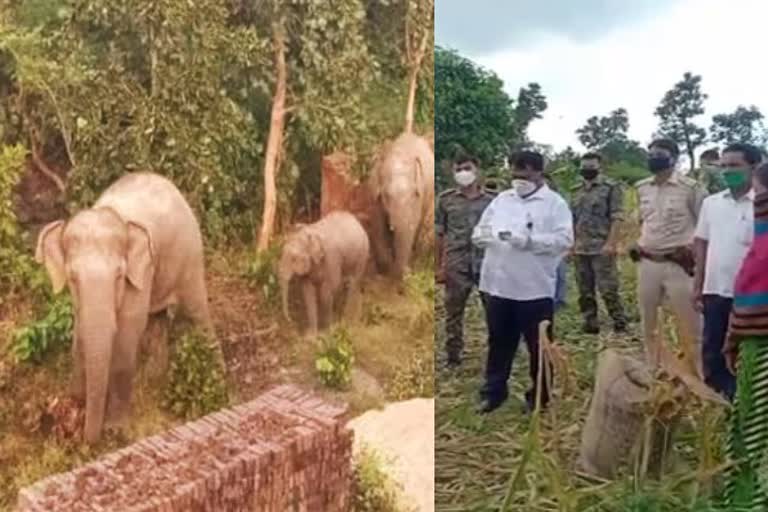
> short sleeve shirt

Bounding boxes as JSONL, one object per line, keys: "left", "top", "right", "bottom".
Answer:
{"left": 694, "top": 189, "right": 754, "bottom": 297}
{"left": 636, "top": 173, "right": 707, "bottom": 251}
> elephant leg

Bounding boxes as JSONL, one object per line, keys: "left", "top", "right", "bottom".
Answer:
{"left": 178, "top": 267, "right": 214, "bottom": 333}
{"left": 368, "top": 202, "right": 393, "bottom": 274}
{"left": 70, "top": 326, "right": 86, "bottom": 402}
{"left": 106, "top": 308, "right": 149, "bottom": 427}
{"left": 318, "top": 282, "right": 335, "bottom": 331}
{"left": 178, "top": 267, "right": 225, "bottom": 366}
{"left": 303, "top": 281, "right": 319, "bottom": 338}
{"left": 343, "top": 265, "right": 365, "bottom": 322}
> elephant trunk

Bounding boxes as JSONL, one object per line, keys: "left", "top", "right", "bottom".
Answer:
{"left": 78, "top": 288, "right": 117, "bottom": 444}
{"left": 392, "top": 221, "right": 418, "bottom": 280}
{"left": 279, "top": 270, "right": 292, "bottom": 323}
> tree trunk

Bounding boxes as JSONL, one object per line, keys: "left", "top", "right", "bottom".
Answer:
{"left": 404, "top": 31, "right": 428, "bottom": 134}
{"left": 257, "top": 22, "right": 288, "bottom": 252}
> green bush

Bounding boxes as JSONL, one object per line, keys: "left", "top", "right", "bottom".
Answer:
{"left": 315, "top": 327, "right": 355, "bottom": 389}
{"left": 163, "top": 329, "right": 229, "bottom": 420}
{"left": 352, "top": 445, "right": 404, "bottom": 512}
{"left": 242, "top": 243, "right": 282, "bottom": 310}
{"left": 11, "top": 294, "right": 73, "bottom": 364}
{"left": 0, "top": 144, "right": 48, "bottom": 303}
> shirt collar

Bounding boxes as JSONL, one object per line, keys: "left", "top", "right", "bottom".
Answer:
{"left": 651, "top": 172, "right": 680, "bottom": 186}
{"left": 723, "top": 188, "right": 755, "bottom": 201}
{"left": 514, "top": 183, "right": 549, "bottom": 201}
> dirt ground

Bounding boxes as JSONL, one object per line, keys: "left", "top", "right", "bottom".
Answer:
{"left": 0, "top": 245, "right": 433, "bottom": 510}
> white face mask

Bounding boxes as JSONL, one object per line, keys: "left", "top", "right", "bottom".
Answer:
{"left": 512, "top": 179, "right": 537, "bottom": 197}
{"left": 454, "top": 170, "right": 477, "bottom": 187}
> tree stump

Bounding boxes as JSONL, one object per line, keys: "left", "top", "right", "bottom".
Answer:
{"left": 321, "top": 152, "right": 385, "bottom": 275}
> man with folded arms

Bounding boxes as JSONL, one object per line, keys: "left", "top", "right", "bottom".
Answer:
{"left": 472, "top": 150, "right": 573, "bottom": 414}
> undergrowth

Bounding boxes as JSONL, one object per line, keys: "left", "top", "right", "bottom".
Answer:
{"left": 10, "top": 294, "right": 73, "bottom": 364}
{"left": 242, "top": 243, "right": 282, "bottom": 311}
{"left": 352, "top": 444, "right": 409, "bottom": 512}
{"left": 163, "top": 328, "right": 229, "bottom": 420}
{"left": 315, "top": 326, "right": 355, "bottom": 389}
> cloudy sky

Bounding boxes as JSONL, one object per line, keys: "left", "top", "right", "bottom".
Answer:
{"left": 436, "top": 0, "right": 768, "bottom": 151}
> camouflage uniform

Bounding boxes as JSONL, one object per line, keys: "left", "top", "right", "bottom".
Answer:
{"left": 571, "top": 175, "right": 627, "bottom": 331}
{"left": 698, "top": 167, "right": 727, "bottom": 195}
{"left": 436, "top": 187, "right": 496, "bottom": 362}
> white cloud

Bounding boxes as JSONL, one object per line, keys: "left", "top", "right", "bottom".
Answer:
{"left": 471, "top": 0, "right": 768, "bottom": 151}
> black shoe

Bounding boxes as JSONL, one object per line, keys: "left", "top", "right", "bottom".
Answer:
{"left": 582, "top": 324, "right": 600, "bottom": 335}
{"left": 478, "top": 398, "right": 506, "bottom": 414}
{"left": 613, "top": 322, "right": 628, "bottom": 333}
{"left": 524, "top": 390, "right": 549, "bottom": 414}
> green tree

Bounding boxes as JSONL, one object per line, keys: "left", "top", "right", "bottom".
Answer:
{"left": 2, "top": 0, "right": 265, "bottom": 244}
{"left": 403, "top": 0, "right": 433, "bottom": 134}
{"left": 434, "top": 46, "right": 515, "bottom": 173}
{"left": 576, "top": 108, "right": 646, "bottom": 167}
{"left": 252, "top": 1, "right": 374, "bottom": 251}
{"left": 654, "top": 71, "right": 708, "bottom": 170}
{"left": 710, "top": 105, "right": 767, "bottom": 146}
{"left": 576, "top": 108, "right": 630, "bottom": 150}
{"left": 509, "top": 82, "right": 547, "bottom": 150}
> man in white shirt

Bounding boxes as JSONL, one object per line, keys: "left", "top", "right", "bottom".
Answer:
{"left": 472, "top": 151, "right": 574, "bottom": 414}
{"left": 693, "top": 142, "right": 760, "bottom": 400}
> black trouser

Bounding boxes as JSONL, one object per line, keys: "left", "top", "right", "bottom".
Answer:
{"left": 481, "top": 295, "right": 554, "bottom": 407}
{"left": 702, "top": 295, "right": 735, "bottom": 400}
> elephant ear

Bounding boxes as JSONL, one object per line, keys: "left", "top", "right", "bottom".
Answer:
{"left": 35, "top": 220, "right": 67, "bottom": 294}
{"left": 307, "top": 231, "right": 325, "bottom": 267}
{"left": 126, "top": 221, "right": 155, "bottom": 291}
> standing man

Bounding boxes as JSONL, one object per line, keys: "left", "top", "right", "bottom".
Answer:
{"left": 693, "top": 143, "right": 759, "bottom": 399}
{"left": 436, "top": 155, "right": 496, "bottom": 369}
{"left": 570, "top": 152, "right": 628, "bottom": 334}
{"left": 632, "top": 138, "right": 707, "bottom": 376}
{"left": 698, "top": 148, "right": 725, "bottom": 194}
{"left": 472, "top": 150, "right": 573, "bottom": 414}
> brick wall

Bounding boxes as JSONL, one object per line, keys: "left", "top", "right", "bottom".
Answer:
{"left": 17, "top": 385, "right": 353, "bottom": 512}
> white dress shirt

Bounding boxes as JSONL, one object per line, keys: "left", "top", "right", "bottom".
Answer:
{"left": 694, "top": 188, "right": 754, "bottom": 298}
{"left": 472, "top": 184, "right": 574, "bottom": 301}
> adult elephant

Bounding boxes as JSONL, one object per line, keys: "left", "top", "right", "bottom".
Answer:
{"left": 368, "top": 132, "right": 435, "bottom": 279}
{"left": 35, "top": 172, "right": 214, "bottom": 443}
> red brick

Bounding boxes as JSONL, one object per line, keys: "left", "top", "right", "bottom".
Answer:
{"left": 16, "top": 385, "right": 353, "bottom": 512}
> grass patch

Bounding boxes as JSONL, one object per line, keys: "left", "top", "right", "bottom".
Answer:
{"left": 315, "top": 326, "right": 355, "bottom": 389}
{"left": 352, "top": 444, "right": 411, "bottom": 512}
{"left": 435, "top": 259, "right": 726, "bottom": 511}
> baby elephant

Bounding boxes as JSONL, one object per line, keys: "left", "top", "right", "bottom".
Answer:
{"left": 279, "top": 211, "right": 370, "bottom": 337}
{"left": 36, "top": 172, "right": 213, "bottom": 443}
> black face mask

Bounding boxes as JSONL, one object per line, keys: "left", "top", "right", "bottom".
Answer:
{"left": 648, "top": 156, "right": 671, "bottom": 173}
{"left": 580, "top": 168, "right": 598, "bottom": 180}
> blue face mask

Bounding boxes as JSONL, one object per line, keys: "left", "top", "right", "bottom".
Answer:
{"left": 648, "top": 156, "right": 671, "bottom": 173}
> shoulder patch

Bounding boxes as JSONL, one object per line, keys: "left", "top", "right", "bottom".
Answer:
{"left": 677, "top": 175, "right": 699, "bottom": 188}
{"left": 635, "top": 176, "right": 653, "bottom": 188}
{"left": 438, "top": 188, "right": 458, "bottom": 198}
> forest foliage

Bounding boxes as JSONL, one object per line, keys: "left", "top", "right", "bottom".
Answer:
{"left": 0, "top": 0, "right": 434, "bottom": 253}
